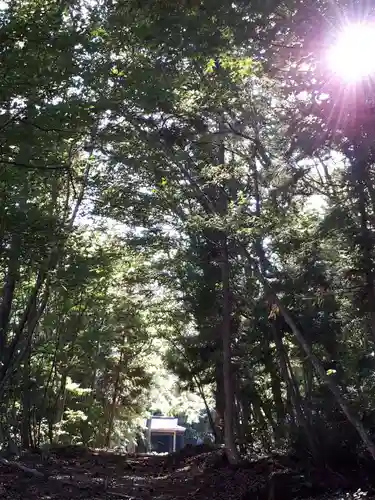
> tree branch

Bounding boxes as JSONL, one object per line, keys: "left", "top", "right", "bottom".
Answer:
{"left": 0, "top": 159, "right": 69, "bottom": 171}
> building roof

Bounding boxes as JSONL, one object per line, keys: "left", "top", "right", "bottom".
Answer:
{"left": 143, "top": 416, "right": 186, "bottom": 433}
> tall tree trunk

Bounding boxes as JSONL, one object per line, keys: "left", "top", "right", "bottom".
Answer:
{"left": 37, "top": 329, "right": 61, "bottom": 446}
{"left": 21, "top": 340, "right": 32, "bottom": 449}
{"left": 251, "top": 397, "right": 272, "bottom": 451}
{"left": 21, "top": 298, "right": 40, "bottom": 449}
{"left": 105, "top": 350, "right": 124, "bottom": 448}
{"left": 264, "top": 341, "right": 285, "bottom": 443}
{"left": 272, "top": 323, "right": 317, "bottom": 454}
{"left": 303, "top": 359, "right": 314, "bottom": 420}
{"left": 195, "top": 377, "right": 218, "bottom": 442}
{"left": 214, "top": 362, "right": 225, "bottom": 443}
{"left": 56, "top": 373, "right": 67, "bottom": 425}
{"left": 0, "top": 181, "right": 25, "bottom": 355}
{"left": 0, "top": 242, "right": 20, "bottom": 355}
{"left": 238, "top": 396, "right": 252, "bottom": 447}
{"left": 220, "top": 238, "right": 240, "bottom": 464}
{"left": 0, "top": 279, "right": 50, "bottom": 395}
{"left": 216, "top": 113, "right": 240, "bottom": 464}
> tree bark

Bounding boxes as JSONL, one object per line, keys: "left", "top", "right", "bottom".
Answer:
{"left": 220, "top": 238, "right": 240, "bottom": 464}
{"left": 0, "top": 244, "right": 20, "bottom": 354}
{"left": 272, "top": 323, "right": 317, "bottom": 453}
{"left": 261, "top": 273, "right": 375, "bottom": 460}
{"left": 105, "top": 350, "right": 124, "bottom": 448}
{"left": 195, "top": 378, "right": 218, "bottom": 442}
{"left": 56, "top": 373, "right": 68, "bottom": 424}
{"left": 21, "top": 338, "right": 32, "bottom": 449}
{"left": 214, "top": 362, "right": 225, "bottom": 443}
{"left": 0, "top": 279, "right": 50, "bottom": 395}
{"left": 264, "top": 340, "right": 285, "bottom": 443}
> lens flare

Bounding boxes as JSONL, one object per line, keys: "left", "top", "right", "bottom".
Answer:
{"left": 327, "top": 23, "right": 375, "bottom": 82}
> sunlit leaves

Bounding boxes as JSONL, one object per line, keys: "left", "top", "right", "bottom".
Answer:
{"left": 65, "top": 377, "right": 92, "bottom": 395}
{"left": 205, "top": 58, "right": 217, "bottom": 74}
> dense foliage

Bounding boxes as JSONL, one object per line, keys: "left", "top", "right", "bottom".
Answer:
{"left": 1, "top": 0, "right": 375, "bottom": 466}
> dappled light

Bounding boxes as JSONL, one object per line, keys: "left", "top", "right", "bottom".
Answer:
{"left": 1, "top": 1, "right": 375, "bottom": 500}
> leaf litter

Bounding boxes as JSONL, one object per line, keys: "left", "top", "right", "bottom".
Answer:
{"left": 0, "top": 444, "right": 374, "bottom": 500}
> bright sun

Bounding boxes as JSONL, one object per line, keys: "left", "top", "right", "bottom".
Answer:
{"left": 327, "top": 23, "right": 375, "bottom": 82}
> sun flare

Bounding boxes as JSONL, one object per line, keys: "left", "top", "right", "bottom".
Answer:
{"left": 327, "top": 23, "right": 375, "bottom": 82}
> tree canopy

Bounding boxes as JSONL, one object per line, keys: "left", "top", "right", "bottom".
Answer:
{"left": 1, "top": 0, "right": 375, "bottom": 475}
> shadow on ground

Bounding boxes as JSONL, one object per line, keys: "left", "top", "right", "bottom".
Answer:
{"left": 0, "top": 444, "right": 375, "bottom": 500}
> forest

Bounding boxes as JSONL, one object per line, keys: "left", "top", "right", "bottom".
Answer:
{"left": 1, "top": 0, "right": 375, "bottom": 499}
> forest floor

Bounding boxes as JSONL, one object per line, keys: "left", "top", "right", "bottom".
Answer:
{"left": 0, "top": 444, "right": 374, "bottom": 500}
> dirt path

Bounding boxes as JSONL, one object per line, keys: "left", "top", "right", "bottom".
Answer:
{"left": 0, "top": 446, "right": 375, "bottom": 500}
{"left": 0, "top": 448, "right": 219, "bottom": 500}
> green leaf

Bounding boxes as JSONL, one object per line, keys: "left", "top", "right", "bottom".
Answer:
{"left": 326, "top": 369, "right": 337, "bottom": 376}
{"left": 205, "top": 58, "right": 216, "bottom": 74}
